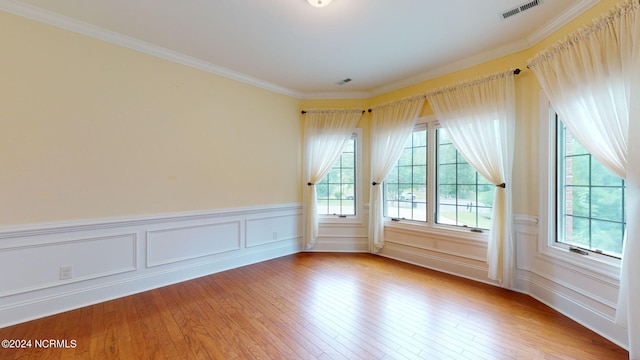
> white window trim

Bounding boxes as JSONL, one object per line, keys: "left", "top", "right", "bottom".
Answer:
{"left": 382, "top": 115, "right": 489, "bottom": 241}
{"left": 319, "top": 128, "right": 364, "bottom": 225}
{"left": 537, "top": 91, "right": 620, "bottom": 279}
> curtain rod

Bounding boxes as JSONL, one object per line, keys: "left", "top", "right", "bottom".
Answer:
{"left": 366, "top": 68, "right": 521, "bottom": 113}
{"left": 300, "top": 110, "right": 365, "bottom": 115}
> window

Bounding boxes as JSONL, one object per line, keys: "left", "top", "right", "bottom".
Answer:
{"left": 316, "top": 132, "right": 358, "bottom": 216}
{"left": 382, "top": 121, "right": 492, "bottom": 230}
{"left": 384, "top": 125, "right": 427, "bottom": 221}
{"left": 556, "top": 116, "right": 626, "bottom": 257}
{"left": 436, "top": 129, "right": 494, "bottom": 229}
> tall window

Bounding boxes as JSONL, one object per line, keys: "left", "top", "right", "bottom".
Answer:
{"left": 556, "top": 117, "right": 626, "bottom": 257}
{"left": 436, "top": 129, "right": 493, "bottom": 229}
{"left": 383, "top": 125, "right": 427, "bottom": 221}
{"left": 316, "top": 133, "right": 357, "bottom": 216}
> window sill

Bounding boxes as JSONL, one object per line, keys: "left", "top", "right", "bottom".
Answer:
{"left": 318, "top": 215, "right": 364, "bottom": 227}
{"left": 540, "top": 243, "right": 621, "bottom": 282}
{"left": 384, "top": 219, "right": 488, "bottom": 243}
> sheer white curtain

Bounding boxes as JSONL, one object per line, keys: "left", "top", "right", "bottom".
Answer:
{"left": 426, "top": 69, "right": 516, "bottom": 288}
{"left": 528, "top": 0, "right": 639, "bottom": 358}
{"left": 303, "top": 109, "right": 362, "bottom": 250}
{"left": 369, "top": 97, "right": 424, "bottom": 252}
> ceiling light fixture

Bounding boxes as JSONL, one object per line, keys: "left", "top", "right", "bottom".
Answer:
{"left": 307, "top": 0, "right": 332, "bottom": 8}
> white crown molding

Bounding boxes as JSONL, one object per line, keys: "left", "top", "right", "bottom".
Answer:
{"left": 1, "top": 0, "right": 600, "bottom": 100}
{"left": 369, "top": 38, "right": 531, "bottom": 97}
{"left": 526, "top": 0, "right": 600, "bottom": 46}
{"left": 0, "top": 0, "right": 304, "bottom": 99}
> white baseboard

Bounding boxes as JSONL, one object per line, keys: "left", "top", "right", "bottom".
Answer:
{"left": 0, "top": 204, "right": 302, "bottom": 328}
{"left": 512, "top": 214, "right": 628, "bottom": 350}
{"left": 514, "top": 271, "right": 628, "bottom": 350}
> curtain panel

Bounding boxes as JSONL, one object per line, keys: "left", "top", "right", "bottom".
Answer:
{"left": 426, "top": 69, "right": 516, "bottom": 288}
{"left": 368, "top": 97, "right": 425, "bottom": 252}
{"left": 528, "top": 0, "right": 639, "bottom": 358}
{"left": 302, "top": 109, "right": 362, "bottom": 250}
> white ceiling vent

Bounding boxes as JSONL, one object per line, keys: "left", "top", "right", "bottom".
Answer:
{"left": 501, "top": 0, "right": 542, "bottom": 19}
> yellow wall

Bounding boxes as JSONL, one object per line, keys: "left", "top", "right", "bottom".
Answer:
{"left": 0, "top": 11, "right": 301, "bottom": 225}
{"left": 1, "top": 0, "right": 620, "bottom": 225}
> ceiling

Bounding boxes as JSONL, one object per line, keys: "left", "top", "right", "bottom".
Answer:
{"left": 1, "top": 0, "right": 599, "bottom": 98}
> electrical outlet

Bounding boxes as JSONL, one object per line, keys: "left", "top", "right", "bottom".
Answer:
{"left": 60, "top": 265, "right": 73, "bottom": 280}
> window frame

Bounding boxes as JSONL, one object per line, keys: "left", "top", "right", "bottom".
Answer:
{"left": 555, "top": 115, "right": 625, "bottom": 259}
{"left": 435, "top": 127, "right": 494, "bottom": 231}
{"left": 318, "top": 128, "right": 363, "bottom": 224}
{"left": 383, "top": 122, "right": 428, "bottom": 222}
{"left": 381, "top": 116, "right": 490, "bottom": 239}
{"left": 537, "top": 93, "right": 621, "bottom": 273}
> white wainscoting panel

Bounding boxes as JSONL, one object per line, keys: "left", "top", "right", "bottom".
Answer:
{"left": 307, "top": 206, "right": 369, "bottom": 252}
{"left": 147, "top": 221, "right": 241, "bottom": 267}
{"left": 0, "top": 203, "right": 301, "bottom": 328}
{"left": 379, "top": 223, "right": 492, "bottom": 284}
{"left": 246, "top": 213, "right": 301, "bottom": 248}
{"left": 0, "top": 233, "right": 137, "bottom": 297}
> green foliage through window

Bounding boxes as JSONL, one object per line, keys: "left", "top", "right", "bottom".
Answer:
{"left": 436, "top": 129, "right": 493, "bottom": 229}
{"left": 317, "top": 136, "right": 356, "bottom": 216}
{"left": 556, "top": 117, "right": 625, "bottom": 257}
{"left": 384, "top": 127, "right": 427, "bottom": 221}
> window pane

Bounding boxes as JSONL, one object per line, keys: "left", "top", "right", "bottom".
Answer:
{"left": 566, "top": 186, "right": 590, "bottom": 218}
{"left": 591, "top": 160, "right": 622, "bottom": 186}
{"left": 568, "top": 136, "right": 589, "bottom": 156}
{"left": 386, "top": 199, "right": 400, "bottom": 218}
{"left": 566, "top": 216, "right": 590, "bottom": 247}
{"left": 438, "top": 164, "right": 456, "bottom": 185}
{"left": 436, "top": 129, "right": 493, "bottom": 230}
{"left": 478, "top": 184, "right": 494, "bottom": 208}
{"left": 383, "top": 128, "right": 427, "bottom": 221}
{"left": 340, "top": 152, "right": 354, "bottom": 168}
{"left": 556, "top": 118, "right": 625, "bottom": 257}
{"left": 341, "top": 200, "right": 355, "bottom": 215}
{"left": 592, "top": 187, "right": 623, "bottom": 222}
{"left": 397, "top": 148, "right": 413, "bottom": 166}
{"left": 591, "top": 220, "right": 624, "bottom": 255}
{"left": 317, "top": 135, "right": 357, "bottom": 216}
{"left": 413, "top": 130, "right": 427, "bottom": 146}
{"left": 413, "top": 147, "right": 427, "bottom": 165}
{"left": 568, "top": 155, "right": 590, "bottom": 186}
{"left": 457, "top": 163, "right": 476, "bottom": 184}
{"left": 326, "top": 169, "right": 339, "bottom": 183}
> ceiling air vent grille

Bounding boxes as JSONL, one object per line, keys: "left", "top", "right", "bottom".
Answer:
{"left": 501, "top": 0, "right": 541, "bottom": 19}
{"left": 519, "top": 0, "right": 540, "bottom": 12}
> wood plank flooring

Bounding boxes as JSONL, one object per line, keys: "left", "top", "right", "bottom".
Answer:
{"left": 0, "top": 253, "right": 628, "bottom": 359}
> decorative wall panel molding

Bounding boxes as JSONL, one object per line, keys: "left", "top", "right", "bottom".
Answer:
{"left": 146, "top": 221, "right": 242, "bottom": 267}
{"left": 0, "top": 233, "right": 137, "bottom": 297}
{"left": 0, "top": 204, "right": 301, "bottom": 328}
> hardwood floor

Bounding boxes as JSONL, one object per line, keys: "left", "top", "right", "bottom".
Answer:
{"left": 0, "top": 253, "right": 628, "bottom": 359}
